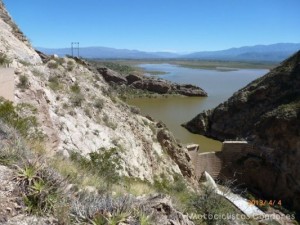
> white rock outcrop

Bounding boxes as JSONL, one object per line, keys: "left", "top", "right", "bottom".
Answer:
{"left": 0, "top": 7, "right": 182, "bottom": 182}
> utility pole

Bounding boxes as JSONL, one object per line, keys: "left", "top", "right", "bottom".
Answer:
{"left": 71, "top": 42, "right": 80, "bottom": 57}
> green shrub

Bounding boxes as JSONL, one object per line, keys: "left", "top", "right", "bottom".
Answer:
{"left": 70, "top": 147, "right": 122, "bottom": 187}
{"left": 0, "top": 99, "right": 42, "bottom": 139}
{"left": 17, "top": 75, "right": 29, "bottom": 89}
{"left": 48, "top": 76, "right": 61, "bottom": 91}
{"left": 47, "top": 61, "right": 58, "bottom": 69}
{"left": 31, "top": 69, "right": 44, "bottom": 77}
{"left": 0, "top": 52, "right": 11, "bottom": 66}
{"left": 84, "top": 108, "right": 92, "bottom": 118}
{"left": 130, "top": 105, "right": 140, "bottom": 114}
{"left": 0, "top": 121, "right": 27, "bottom": 165}
{"left": 70, "top": 83, "right": 81, "bottom": 94}
{"left": 187, "top": 185, "right": 240, "bottom": 225}
{"left": 71, "top": 93, "right": 84, "bottom": 107}
{"left": 19, "top": 59, "right": 32, "bottom": 66}
{"left": 154, "top": 173, "right": 187, "bottom": 194}
{"left": 103, "top": 114, "right": 118, "bottom": 130}
{"left": 94, "top": 98, "right": 105, "bottom": 110}
{"left": 67, "top": 60, "right": 75, "bottom": 71}
{"left": 53, "top": 57, "right": 65, "bottom": 65}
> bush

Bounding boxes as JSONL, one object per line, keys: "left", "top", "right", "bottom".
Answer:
{"left": 67, "top": 60, "right": 75, "bottom": 71}
{"left": 70, "top": 147, "right": 122, "bottom": 187}
{"left": 0, "top": 121, "right": 28, "bottom": 165}
{"left": 0, "top": 99, "right": 42, "bottom": 139}
{"left": 70, "top": 83, "right": 81, "bottom": 94}
{"left": 94, "top": 98, "right": 105, "bottom": 110}
{"left": 48, "top": 76, "right": 61, "bottom": 91}
{"left": 70, "top": 194, "right": 134, "bottom": 224}
{"left": 31, "top": 69, "right": 44, "bottom": 77}
{"left": 53, "top": 57, "right": 65, "bottom": 65}
{"left": 188, "top": 185, "right": 240, "bottom": 225}
{"left": 130, "top": 105, "right": 140, "bottom": 114}
{"left": 47, "top": 61, "right": 58, "bottom": 69}
{"left": 17, "top": 75, "right": 29, "bottom": 89}
{"left": 19, "top": 59, "right": 32, "bottom": 66}
{"left": 154, "top": 173, "right": 187, "bottom": 194}
{"left": 71, "top": 93, "right": 84, "bottom": 107}
{"left": 103, "top": 114, "right": 118, "bottom": 130}
{"left": 0, "top": 52, "right": 11, "bottom": 66}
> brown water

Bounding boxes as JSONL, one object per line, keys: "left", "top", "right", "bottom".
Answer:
{"left": 128, "top": 64, "right": 268, "bottom": 152}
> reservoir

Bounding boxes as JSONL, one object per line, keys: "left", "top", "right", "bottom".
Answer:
{"left": 127, "top": 64, "right": 268, "bottom": 152}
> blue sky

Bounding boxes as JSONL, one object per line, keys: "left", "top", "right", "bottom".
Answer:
{"left": 3, "top": 0, "right": 300, "bottom": 52}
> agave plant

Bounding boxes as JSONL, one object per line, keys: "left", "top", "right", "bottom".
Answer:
{"left": 13, "top": 159, "right": 43, "bottom": 191}
{"left": 13, "top": 158, "right": 63, "bottom": 215}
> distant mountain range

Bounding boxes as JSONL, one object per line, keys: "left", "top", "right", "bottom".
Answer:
{"left": 37, "top": 43, "right": 300, "bottom": 62}
{"left": 36, "top": 46, "right": 179, "bottom": 59}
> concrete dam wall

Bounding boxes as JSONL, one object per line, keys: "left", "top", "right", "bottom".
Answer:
{"left": 188, "top": 141, "right": 258, "bottom": 180}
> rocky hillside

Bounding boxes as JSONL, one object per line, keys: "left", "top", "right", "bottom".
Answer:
{"left": 0, "top": 0, "right": 197, "bottom": 184}
{"left": 183, "top": 51, "right": 300, "bottom": 150}
{"left": 183, "top": 51, "right": 300, "bottom": 212}
{"left": 0, "top": 2, "right": 201, "bottom": 224}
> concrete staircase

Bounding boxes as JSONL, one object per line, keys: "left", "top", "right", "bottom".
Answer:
{"left": 188, "top": 141, "right": 258, "bottom": 181}
{"left": 189, "top": 151, "right": 223, "bottom": 180}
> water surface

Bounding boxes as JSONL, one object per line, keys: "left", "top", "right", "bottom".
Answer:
{"left": 128, "top": 64, "right": 268, "bottom": 152}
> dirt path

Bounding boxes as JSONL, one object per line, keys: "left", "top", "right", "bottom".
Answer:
{"left": 0, "top": 68, "right": 14, "bottom": 101}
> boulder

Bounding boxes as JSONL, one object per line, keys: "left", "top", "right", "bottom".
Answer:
{"left": 131, "top": 79, "right": 171, "bottom": 94}
{"left": 175, "top": 84, "right": 207, "bottom": 96}
{"left": 157, "top": 128, "right": 195, "bottom": 178}
{"left": 125, "top": 73, "right": 142, "bottom": 84}
{"left": 130, "top": 77, "right": 207, "bottom": 96}
{"left": 97, "top": 67, "right": 127, "bottom": 84}
{"left": 35, "top": 50, "right": 50, "bottom": 63}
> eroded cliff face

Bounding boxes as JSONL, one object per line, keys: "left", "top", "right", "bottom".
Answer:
{"left": 0, "top": 1, "right": 196, "bottom": 184}
{"left": 184, "top": 52, "right": 300, "bottom": 212}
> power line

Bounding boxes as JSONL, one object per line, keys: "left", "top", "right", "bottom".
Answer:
{"left": 71, "top": 42, "right": 80, "bottom": 57}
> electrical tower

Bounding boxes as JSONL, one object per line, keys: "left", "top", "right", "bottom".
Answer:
{"left": 71, "top": 42, "right": 80, "bottom": 57}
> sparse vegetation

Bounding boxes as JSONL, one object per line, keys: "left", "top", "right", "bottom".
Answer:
{"left": 70, "top": 147, "right": 122, "bottom": 187}
{"left": 0, "top": 99, "right": 43, "bottom": 139}
{"left": 187, "top": 185, "right": 241, "bottom": 225}
{"left": 90, "top": 61, "right": 135, "bottom": 75}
